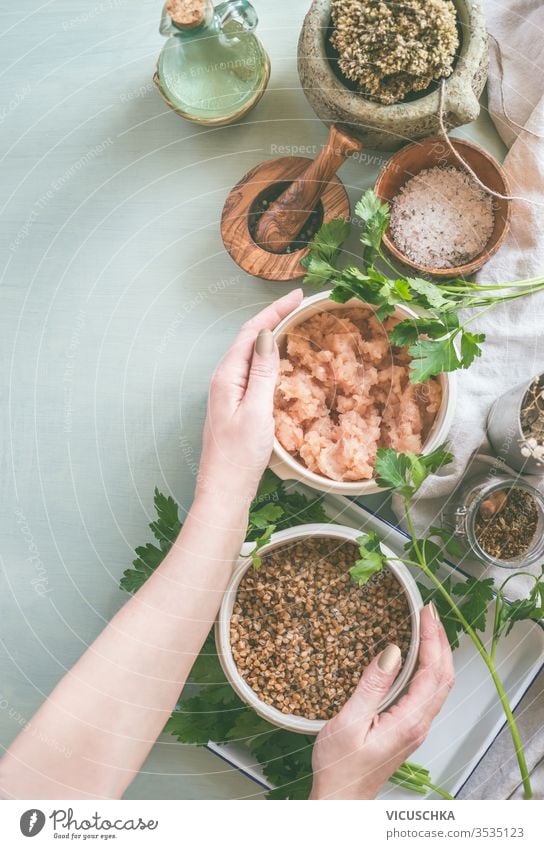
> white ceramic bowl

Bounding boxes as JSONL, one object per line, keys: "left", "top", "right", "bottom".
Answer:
{"left": 270, "top": 291, "right": 457, "bottom": 496}
{"left": 216, "top": 524, "right": 423, "bottom": 735}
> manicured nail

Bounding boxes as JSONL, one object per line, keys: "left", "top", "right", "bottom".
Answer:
{"left": 428, "top": 601, "right": 440, "bottom": 621}
{"left": 378, "top": 643, "right": 401, "bottom": 673}
{"left": 256, "top": 329, "right": 274, "bottom": 356}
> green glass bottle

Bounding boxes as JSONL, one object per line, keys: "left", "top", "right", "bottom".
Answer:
{"left": 154, "top": 0, "right": 270, "bottom": 126}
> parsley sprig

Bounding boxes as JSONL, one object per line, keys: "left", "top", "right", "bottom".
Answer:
{"left": 302, "top": 190, "right": 544, "bottom": 382}
{"left": 357, "top": 443, "right": 543, "bottom": 800}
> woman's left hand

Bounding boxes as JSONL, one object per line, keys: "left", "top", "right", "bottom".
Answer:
{"left": 196, "top": 288, "right": 303, "bottom": 505}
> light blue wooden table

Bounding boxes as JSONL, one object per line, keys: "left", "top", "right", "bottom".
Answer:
{"left": 0, "top": 0, "right": 505, "bottom": 799}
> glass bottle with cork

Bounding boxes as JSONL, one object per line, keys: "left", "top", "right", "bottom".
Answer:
{"left": 154, "top": 0, "right": 270, "bottom": 126}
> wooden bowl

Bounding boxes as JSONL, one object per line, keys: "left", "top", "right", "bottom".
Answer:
{"left": 374, "top": 137, "right": 511, "bottom": 278}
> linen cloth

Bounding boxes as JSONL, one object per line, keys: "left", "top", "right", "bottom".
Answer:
{"left": 392, "top": 1, "right": 544, "bottom": 800}
{"left": 393, "top": 0, "right": 544, "bottom": 586}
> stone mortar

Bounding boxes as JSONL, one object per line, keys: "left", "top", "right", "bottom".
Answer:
{"left": 298, "top": 0, "right": 488, "bottom": 151}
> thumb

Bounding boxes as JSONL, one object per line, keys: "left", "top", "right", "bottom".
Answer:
{"left": 335, "top": 644, "right": 402, "bottom": 732}
{"left": 243, "top": 329, "right": 280, "bottom": 412}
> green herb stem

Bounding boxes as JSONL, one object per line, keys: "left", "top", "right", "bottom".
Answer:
{"left": 377, "top": 246, "right": 406, "bottom": 278}
{"left": 441, "top": 276, "right": 544, "bottom": 294}
{"left": 424, "top": 782, "right": 455, "bottom": 801}
{"left": 404, "top": 500, "right": 533, "bottom": 801}
{"left": 391, "top": 762, "right": 454, "bottom": 800}
{"left": 461, "top": 286, "right": 544, "bottom": 311}
{"left": 490, "top": 594, "right": 502, "bottom": 664}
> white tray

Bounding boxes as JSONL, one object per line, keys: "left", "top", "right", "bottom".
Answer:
{"left": 206, "top": 487, "right": 544, "bottom": 799}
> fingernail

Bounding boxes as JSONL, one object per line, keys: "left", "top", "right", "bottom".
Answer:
{"left": 256, "top": 329, "right": 274, "bottom": 356}
{"left": 378, "top": 643, "right": 401, "bottom": 673}
{"left": 428, "top": 601, "right": 440, "bottom": 621}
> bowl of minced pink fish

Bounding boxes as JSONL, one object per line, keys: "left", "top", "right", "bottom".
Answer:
{"left": 270, "top": 292, "right": 456, "bottom": 495}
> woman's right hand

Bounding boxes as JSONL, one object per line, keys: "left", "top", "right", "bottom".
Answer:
{"left": 310, "top": 603, "right": 454, "bottom": 800}
{"left": 196, "top": 289, "right": 303, "bottom": 506}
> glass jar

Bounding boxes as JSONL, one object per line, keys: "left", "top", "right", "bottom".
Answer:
{"left": 441, "top": 472, "right": 544, "bottom": 569}
{"left": 154, "top": 0, "right": 270, "bottom": 126}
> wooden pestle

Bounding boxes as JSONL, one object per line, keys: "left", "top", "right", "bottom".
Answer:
{"left": 254, "top": 125, "right": 364, "bottom": 254}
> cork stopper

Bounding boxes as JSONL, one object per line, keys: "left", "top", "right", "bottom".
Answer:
{"left": 166, "top": 0, "right": 209, "bottom": 29}
{"left": 479, "top": 490, "right": 508, "bottom": 519}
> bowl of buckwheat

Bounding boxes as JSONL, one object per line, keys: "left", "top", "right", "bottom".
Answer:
{"left": 216, "top": 524, "right": 422, "bottom": 734}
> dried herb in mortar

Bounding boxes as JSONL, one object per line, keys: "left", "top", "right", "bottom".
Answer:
{"left": 330, "top": 0, "right": 459, "bottom": 104}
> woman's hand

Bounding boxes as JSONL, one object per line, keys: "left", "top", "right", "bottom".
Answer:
{"left": 196, "top": 288, "right": 303, "bottom": 505}
{"left": 310, "top": 603, "right": 455, "bottom": 800}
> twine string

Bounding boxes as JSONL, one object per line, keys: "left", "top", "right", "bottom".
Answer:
{"left": 489, "top": 33, "right": 544, "bottom": 141}
{"left": 437, "top": 78, "right": 544, "bottom": 208}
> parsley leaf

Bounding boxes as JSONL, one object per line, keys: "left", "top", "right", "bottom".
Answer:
{"left": 404, "top": 538, "right": 444, "bottom": 575}
{"left": 119, "top": 543, "right": 162, "bottom": 594}
{"left": 149, "top": 488, "right": 183, "bottom": 548}
{"left": 301, "top": 256, "right": 336, "bottom": 286}
{"left": 269, "top": 487, "right": 328, "bottom": 528}
{"left": 453, "top": 576, "right": 495, "bottom": 634}
{"left": 248, "top": 503, "right": 284, "bottom": 530}
{"left": 374, "top": 445, "right": 452, "bottom": 497}
{"left": 355, "top": 189, "right": 390, "bottom": 260}
{"left": 417, "top": 575, "right": 494, "bottom": 649}
{"left": 349, "top": 532, "right": 387, "bottom": 586}
{"left": 121, "top": 471, "right": 330, "bottom": 594}
{"left": 303, "top": 189, "right": 544, "bottom": 389}
{"left": 375, "top": 449, "right": 414, "bottom": 496}
{"left": 419, "top": 444, "right": 454, "bottom": 474}
{"left": 406, "top": 277, "right": 451, "bottom": 310}
{"left": 428, "top": 526, "right": 465, "bottom": 559}
{"left": 120, "top": 489, "right": 183, "bottom": 594}
{"left": 417, "top": 578, "right": 465, "bottom": 649}
{"left": 389, "top": 315, "right": 459, "bottom": 348}
{"left": 249, "top": 525, "right": 276, "bottom": 570}
{"left": 302, "top": 218, "right": 351, "bottom": 265}
{"left": 166, "top": 689, "right": 245, "bottom": 746}
{"left": 407, "top": 337, "right": 461, "bottom": 382}
{"left": 460, "top": 330, "right": 486, "bottom": 369}
{"left": 493, "top": 568, "right": 544, "bottom": 641}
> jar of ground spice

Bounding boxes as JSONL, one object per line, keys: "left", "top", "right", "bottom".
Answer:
{"left": 442, "top": 473, "right": 544, "bottom": 569}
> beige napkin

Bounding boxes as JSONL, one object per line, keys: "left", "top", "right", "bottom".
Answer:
{"left": 394, "top": 1, "right": 544, "bottom": 600}
{"left": 393, "top": 0, "right": 544, "bottom": 800}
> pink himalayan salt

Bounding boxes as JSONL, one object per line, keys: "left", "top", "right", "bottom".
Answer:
{"left": 389, "top": 165, "right": 495, "bottom": 269}
{"left": 274, "top": 308, "right": 442, "bottom": 482}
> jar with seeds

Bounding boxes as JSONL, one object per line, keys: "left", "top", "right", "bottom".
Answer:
{"left": 487, "top": 373, "right": 544, "bottom": 474}
{"left": 441, "top": 472, "right": 544, "bottom": 569}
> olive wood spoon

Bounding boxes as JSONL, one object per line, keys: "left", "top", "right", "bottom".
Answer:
{"left": 254, "top": 125, "right": 364, "bottom": 254}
